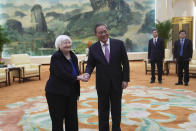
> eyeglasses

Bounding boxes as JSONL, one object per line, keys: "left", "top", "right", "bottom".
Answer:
{"left": 62, "top": 40, "right": 71, "bottom": 44}
{"left": 97, "top": 30, "right": 108, "bottom": 35}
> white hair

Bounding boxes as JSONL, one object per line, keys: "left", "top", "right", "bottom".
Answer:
{"left": 55, "top": 35, "right": 72, "bottom": 49}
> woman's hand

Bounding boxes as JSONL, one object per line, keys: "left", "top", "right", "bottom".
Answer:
{"left": 77, "top": 73, "right": 90, "bottom": 82}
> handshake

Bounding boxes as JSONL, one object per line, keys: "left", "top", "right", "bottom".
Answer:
{"left": 77, "top": 73, "right": 90, "bottom": 82}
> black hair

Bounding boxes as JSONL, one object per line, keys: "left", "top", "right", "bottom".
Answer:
{"left": 179, "top": 30, "right": 186, "bottom": 34}
{"left": 94, "top": 23, "right": 108, "bottom": 33}
{"left": 152, "top": 29, "right": 158, "bottom": 32}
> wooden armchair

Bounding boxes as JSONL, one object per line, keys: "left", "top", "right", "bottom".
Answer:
{"left": 189, "top": 50, "right": 196, "bottom": 76}
{"left": 9, "top": 54, "right": 41, "bottom": 81}
{"left": 0, "top": 68, "right": 8, "bottom": 85}
{"left": 144, "top": 49, "right": 172, "bottom": 75}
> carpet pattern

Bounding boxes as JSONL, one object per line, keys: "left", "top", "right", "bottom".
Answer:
{"left": 1, "top": 86, "right": 196, "bottom": 131}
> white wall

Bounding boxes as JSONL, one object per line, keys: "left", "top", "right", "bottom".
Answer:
{"left": 156, "top": 0, "right": 168, "bottom": 21}
{"left": 155, "top": 0, "right": 166, "bottom": 21}
{"left": 156, "top": 0, "right": 195, "bottom": 21}
{"left": 172, "top": 0, "right": 194, "bottom": 18}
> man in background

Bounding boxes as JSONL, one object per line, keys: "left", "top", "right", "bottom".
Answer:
{"left": 148, "top": 29, "right": 165, "bottom": 84}
{"left": 174, "top": 30, "right": 193, "bottom": 86}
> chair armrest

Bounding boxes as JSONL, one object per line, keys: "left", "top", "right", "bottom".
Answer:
{"left": 190, "top": 60, "right": 196, "bottom": 65}
{"left": 14, "top": 64, "right": 24, "bottom": 68}
{"left": 143, "top": 59, "right": 149, "bottom": 62}
{"left": 0, "top": 68, "right": 7, "bottom": 73}
{"left": 29, "top": 64, "right": 41, "bottom": 68}
{"left": 164, "top": 59, "right": 171, "bottom": 61}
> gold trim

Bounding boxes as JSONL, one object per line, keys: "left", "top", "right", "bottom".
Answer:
{"left": 172, "top": 16, "right": 193, "bottom": 41}
{"left": 172, "top": 16, "right": 193, "bottom": 24}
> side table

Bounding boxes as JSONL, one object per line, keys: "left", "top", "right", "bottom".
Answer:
{"left": 7, "top": 67, "right": 22, "bottom": 85}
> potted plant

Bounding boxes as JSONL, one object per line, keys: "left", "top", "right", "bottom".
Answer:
{"left": 155, "top": 20, "right": 172, "bottom": 48}
{"left": 0, "top": 25, "right": 9, "bottom": 66}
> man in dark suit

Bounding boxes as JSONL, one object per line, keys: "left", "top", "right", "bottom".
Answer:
{"left": 174, "top": 30, "right": 193, "bottom": 86}
{"left": 83, "top": 23, "right": 130, "bottom": 131}
{"left": 148, "top": 29, "right": 165, "bottom": 84}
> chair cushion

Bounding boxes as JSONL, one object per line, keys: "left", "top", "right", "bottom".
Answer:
{"left": 0, "top": 73, "right": 6, "bottom": 80}
{"left": 24, "top": 68, "right": 39, "bottom": 75}
{"left": 0, "top": 68, "right": 7, "bottom": 73}
{"left": 192, "top": 50, "right": 196, "bottom": 60}
{"left": 165, "top": 49, "right": 171, "bottom": 59}
{"left": 189, "top": 65, "right": 196, "bottom": 71}
{"left": 10, "top": 54, "right": 31, "bottom": 65}
{"left": 190, "top": 60, "right": 196, "bottom": 65}
{"left": 0, "top": 68, "right": 7, "bottom": 81}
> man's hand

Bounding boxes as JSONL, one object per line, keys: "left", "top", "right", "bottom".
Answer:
{"left": 122, "top": 81, "right": 128, "bottom": 89}
{"left": 77, "top": 73, "right": 90, "bottom": 82}
{"left": 77, "top": 75, "right": 84, "bottom": 81}
{"left": 83, "top": 73, "right": 90, "bottom": 82}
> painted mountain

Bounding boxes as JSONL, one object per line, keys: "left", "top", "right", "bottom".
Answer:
{"left": 0, "top": 0, "right": 155, "bottom": 56}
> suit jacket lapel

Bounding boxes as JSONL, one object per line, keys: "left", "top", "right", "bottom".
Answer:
{"left": 177, "top": 39, "right": 181, "bottom": 49}
{"left": 151, "top": 38, "right": 156, "bottom": 47}
{"left": 109, "top": 38, "right": 113, "bottom": 64}
{"left": 150, "top": 39, "right": 153, "bottom": 47}
{"left": 183, "top": 39, "right": 188, "bottom": 48}
{"left": 157, "top": 38, "right": 160, "bottom": 46}
{"left": 97, "top": 41, "right": 108, "bottom": 64}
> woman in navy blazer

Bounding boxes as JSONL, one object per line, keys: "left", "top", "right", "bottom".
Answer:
{"left": 45, "top": 35, "right": 83, "bottom": 131}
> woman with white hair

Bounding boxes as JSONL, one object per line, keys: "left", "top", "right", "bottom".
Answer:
{"left": 45, "top": 35, "right": 83, "bottom": 131}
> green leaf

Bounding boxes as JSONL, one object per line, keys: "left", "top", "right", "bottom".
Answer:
{"left": 155, "top": 20, "right": 172, "bottom": 48}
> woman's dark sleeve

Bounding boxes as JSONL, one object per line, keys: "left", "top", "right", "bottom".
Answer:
{"left": 50, "top": 55, "right": 77, "bottom": 84}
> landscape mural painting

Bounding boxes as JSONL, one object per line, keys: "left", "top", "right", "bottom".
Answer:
{"left": 0, "top": 0, "right": 155, "bottom": 57}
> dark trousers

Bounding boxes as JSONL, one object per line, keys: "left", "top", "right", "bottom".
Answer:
{"left": 177, "top": 57, "right": 189, "bottom": 83}
{"left": 150, "top": 59, "right": 163, "bottom": 81}
{"left": 97, "top": 85, "right": 122, "bottom": 131}
{"left": 46, "top": 92, "right": 78, "bottom": 131}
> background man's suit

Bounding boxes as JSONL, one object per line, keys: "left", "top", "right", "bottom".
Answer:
{"left": 174, "top": 38, "right": 193, "bottom": 84}
{"left": 85, "top": 38, "right": 130, "bottom": 131}
{"left": 148, "top": 37, "right": 165, "bottom": 82}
